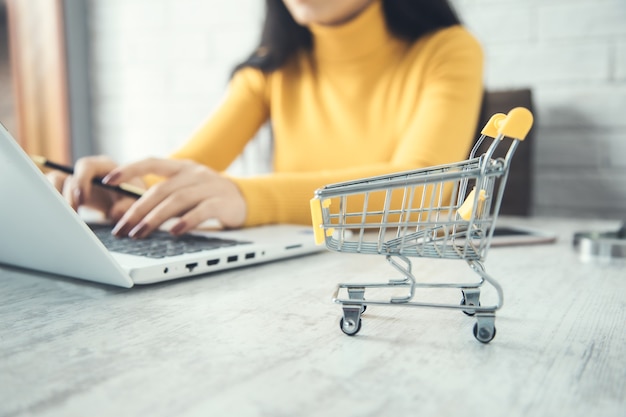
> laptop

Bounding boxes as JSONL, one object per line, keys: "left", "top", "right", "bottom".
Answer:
{"left": 0, "top": 122, "right": 322, "bottom": 288}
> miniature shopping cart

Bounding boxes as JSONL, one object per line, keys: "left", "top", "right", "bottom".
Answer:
{"left": 310, "top": 108, "right": 534, "bottom": 343}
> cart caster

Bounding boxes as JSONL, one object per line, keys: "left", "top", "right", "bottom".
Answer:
{"left": 340, "top": 317, "right": 362, "bottom": 336}
{"left": 347, "top": 287, "right": 366, "bottom": 314}
{"left": 460, "top": 289, "right": 480, "bottom": 316}
{"left": 460, "top": 298, "right": 481, "bottom": 316}
{"left": 340, "top": 304, "right": 363, "bottom": 336}
{"left": 473, "top": 315, "right": 496, "bottom": 343}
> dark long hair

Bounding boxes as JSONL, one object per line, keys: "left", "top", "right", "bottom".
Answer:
{"left": 233, "top": 0, "right": 461, "bottom": 74}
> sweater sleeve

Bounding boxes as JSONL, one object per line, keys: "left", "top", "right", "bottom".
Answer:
{"left": 234, "top": 27, "right": 484, "bottom": 226}
{"left": 390, "top": 27, "right": 484, "bottom": 169}
{"left": 170, "top": 67, "right": 270, "bottom": 171}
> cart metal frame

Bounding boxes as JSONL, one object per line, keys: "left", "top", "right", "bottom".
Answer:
{"left": 310, "top": 108, "right": 534, "bottom": 343}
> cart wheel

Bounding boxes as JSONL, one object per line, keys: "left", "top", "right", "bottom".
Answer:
{"left": 360, "top": 304, "right": 367, "bottom": 314}
{"left": 340, "top": 317, "right": 362, "bottom": 336}
{"left": 460, "top": 297, "right": 480, "bottom": 316}
{"left": 473, "top": 322, "right": 496, "bottom": 343}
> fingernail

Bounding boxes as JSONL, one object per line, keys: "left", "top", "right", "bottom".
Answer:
{"left": 102, "top": 171, "right": 120, "bottom": 185}
{"left": 112, "top": 220, "right": 132, "bottom": 237}
{"left": 129, "top": 222, "right": 149, "bottom": 239}
{"left": 170, "top": 221, "right": 187, "bottom": 236}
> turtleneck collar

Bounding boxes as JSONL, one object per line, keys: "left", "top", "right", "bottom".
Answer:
{"left": 307, "top": 0, "right": 394, "bottom": 63}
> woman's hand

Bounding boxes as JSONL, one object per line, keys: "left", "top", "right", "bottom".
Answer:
{"left": 46, "top": 155, "right": 138, "bottom": 222}
{"left": 102, "top": 158, "right": 247, "bottom": 238}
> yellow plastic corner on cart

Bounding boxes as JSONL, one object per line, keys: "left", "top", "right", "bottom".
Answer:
{"left": 480, "top": 113, "right": 506, "bottom": 138}
{"left": 498, "top": 107, "right": 534, "bottom": 141}
{"left": 310, "top": 197, "right": 333, "bottom": 245}
{"left": 457, "top": 188, "right": 487, "bottom": 221}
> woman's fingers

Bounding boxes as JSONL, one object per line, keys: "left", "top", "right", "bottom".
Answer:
{"left": 167, "top": 177, "right": 246, "bottom": 235}
{"left": 52, "top": 171, "right": 82, "bottom": 210}
{"left": 102, "top": 157, "right": 189, "bottom": 186}
{"left": 110, "top": 165, "right": 246, "bottom": 238}
{"left": 46, "top": 171, "right": 73, "bottom": 206}
{"left": 46, "top": 170, "right": 67, "bottom": 192}
{"left": 45, "top": 157, "right": 121, "bottom": 214}
{"left": 113, "top": 180, "right": 216, "bottom": 238}
{"left": 50, "top": 156, "right": 120, "bottom": 212}
{"left": 108, "top": 198, "right": 136, "bottom": 223}
{"left": 173, "top": 190, "right": 246, "bottom": 235}
{"left": 109, "top": 161, "right": 210, "bottom": 236}
{"left": 118, "top": 184, "right": 205, "bottom": 238}
{"left": 71, "top": 156, "right": 119, "bottom": 202}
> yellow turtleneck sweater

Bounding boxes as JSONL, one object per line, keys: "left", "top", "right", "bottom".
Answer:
{"left": 171, "top": 0, "right": 484, "bottom": 226}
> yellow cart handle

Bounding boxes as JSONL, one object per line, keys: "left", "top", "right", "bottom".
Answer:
{"left": 480, "top": 107, "right": 533, "bottom": 141}
{"left": 310, "top": 197, "right": 333, "bottom": 245}
{"left": 481, "top": 113, "right": 506, "bottom": 138}
{"left": 498, "top": 107, "right": 534, "bottom": 140}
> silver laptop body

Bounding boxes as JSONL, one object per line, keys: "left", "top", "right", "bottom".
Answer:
{"left": 0, "top": 122, "right": 320, "bottom": 287}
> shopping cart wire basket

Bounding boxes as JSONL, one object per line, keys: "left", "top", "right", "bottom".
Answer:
{"left": 310, "top": 107, "right": 534, "bottom": 343}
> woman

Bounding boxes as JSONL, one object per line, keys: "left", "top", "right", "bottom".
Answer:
{"left": 53, "top": 0, "right": 483, "bottom": 239}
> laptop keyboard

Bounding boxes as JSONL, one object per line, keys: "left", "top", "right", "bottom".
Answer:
{"left": 89, "top": 224, "right": 250, "bottom": 259}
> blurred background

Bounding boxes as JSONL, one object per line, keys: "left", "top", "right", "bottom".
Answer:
{"left": 0, "top": 0, "right": 625, "bottom": 219}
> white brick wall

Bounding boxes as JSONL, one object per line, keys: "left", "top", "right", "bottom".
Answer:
{"left": 88, "top": 0, "right": 626, "bottom": 219}
{"left": 452, "top": 0, "right": 626, "bottom": 219}
{"left": 88, "top": 0, "right": 270, "bottom": 174}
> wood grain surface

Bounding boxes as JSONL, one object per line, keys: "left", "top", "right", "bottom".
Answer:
{"left": 1, "top": 217, "right": 624, "bottom": 417}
